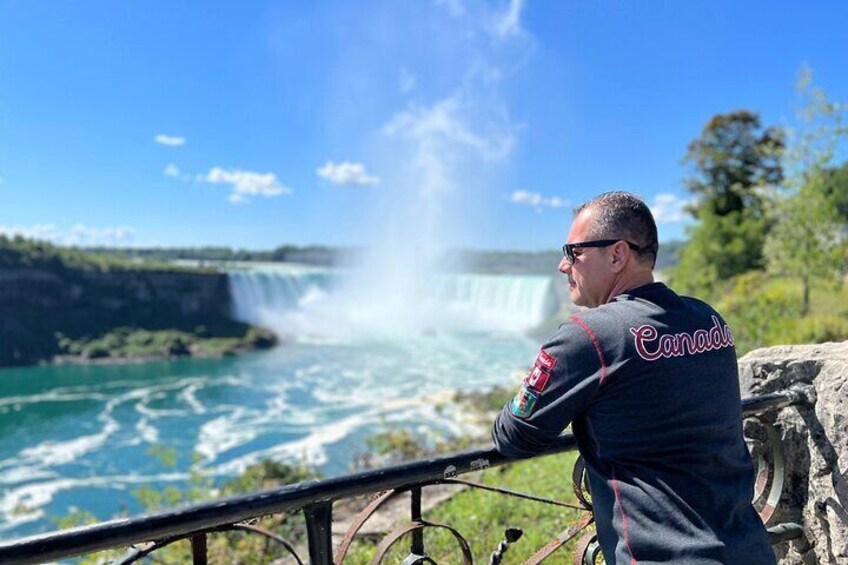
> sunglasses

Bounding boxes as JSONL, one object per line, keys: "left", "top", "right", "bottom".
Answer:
{"left": 562, "top": 239, "right": 642, "bottom": 264}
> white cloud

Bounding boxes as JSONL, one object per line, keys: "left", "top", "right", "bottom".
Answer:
{"left": 204, "top": 167, "right": 292, "bottom": 204}
{"left": 510, "top": 190, "right": 568, "bottom": 211}
{"left": 154, "top": 134, "right": 186, "bottom": 147}
{"left": 399, "top": 68, "right": 418, "bottom": 93}
{"left": 650, "top": 193, "right": 691, "bottom": 224}
{"left": 163, "top": 163, "right": 180, "bottom": 177}
{"left": 316, "top": 161, "right": 380, "bottom": 186}
{"left": 493, "top": 0, "right": 525, "bottom": 37}
{"left": 0, "top": 224, "right": 135, "bottom": 246}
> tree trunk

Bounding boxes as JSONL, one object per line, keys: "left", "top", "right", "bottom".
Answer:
{"left": 801, "top": 277, "right": 810, "bottom": 317}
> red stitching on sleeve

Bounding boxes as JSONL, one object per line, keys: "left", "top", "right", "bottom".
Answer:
{"left": 570, "top": 315, "right": 608, "bottom": 385}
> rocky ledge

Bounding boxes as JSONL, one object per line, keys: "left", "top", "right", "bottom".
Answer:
{"left": 739, "top": 341, "right": 848, "bottom": 564}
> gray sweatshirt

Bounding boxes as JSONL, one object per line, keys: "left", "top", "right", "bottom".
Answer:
{"left": 492, "top": 282, "right": 775, "bottom": 564}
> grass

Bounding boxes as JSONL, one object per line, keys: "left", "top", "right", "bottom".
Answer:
{"left": 342, "top": 450, "right": 590, "bottom": 564}
{"left": 712, "top": 272, "right": 848, "bottom": 355}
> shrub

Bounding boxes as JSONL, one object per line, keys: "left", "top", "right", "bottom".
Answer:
{"left": 714, "top": 271, "right": 801, "bottom": 354}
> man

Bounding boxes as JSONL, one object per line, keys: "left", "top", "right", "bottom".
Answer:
{"left": 492, "top": 192, "right": 775, "bottom": 564}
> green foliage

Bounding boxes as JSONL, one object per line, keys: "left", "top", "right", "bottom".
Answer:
{"left": 342, "top": 411, "right": 589, "bottom": 562}
{"left": 763, "top": 182, "right": 845, "bottom": 313}
{"left": 673, "top": 110, "right": 785, "bottom": 293}
{"left": 367, "top": 429, "right": 435, "bottom": 462}
{"left": 221, "top": 459, "right": 316, "bottom": 495}
{"left": 354, "top": 427, "right": 476, "bottom": 470}
{"left": 0, "top": 235, "right": 188, "bottom": 273}
{"left": 820, "top": 162, "right": 848, "bottom": 222}
{"left": 344, "top": 451, "right": 585, "bottom": 564}
{"left": 53, "top": 508, "right": 100, "bottom": 531}
{"left": 85, "top": 244, "right": 344, "bottom": 266}
{"left": 714, "top": 272, "right": 802, "bottom": 354}
{"left": 58, "top": 454, "right": 319, "bottom": 564}
{"left": 715, "top": 271, "right": 848, "bottom": 355}
{"left": 684, "top": 110, "right": 784, "bottom": 217}
{"left": 454, "top": 386, "right": 514, "bottom": 415}
{"left": 147, "top": 444, "right": 179, "bottom": 468}
{"left": 0, "top": 234, "right": 277, "bottom": 367}
{"left": 772, "top": 315, "right": 848, "bottom": 344}
{"left": 55, "top": 326, "right": 276, "bottom": 361}
{"left": 672, "top": 211, "right": 770, "bottom": 297}
{"left": 764, "top": 67, "right": 848, "bottom": 314}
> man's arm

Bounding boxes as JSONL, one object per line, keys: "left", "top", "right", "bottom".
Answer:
{"left": 492, "top": 321, "right": 603, "bottom": 458}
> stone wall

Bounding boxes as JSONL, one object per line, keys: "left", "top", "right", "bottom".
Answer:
{"left": 739, "top": 341, "right": 848, "bottom": 564}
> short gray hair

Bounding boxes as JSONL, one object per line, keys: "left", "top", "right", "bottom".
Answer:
{"left": 575, "top": 191, "right": 659, "bottom": 267}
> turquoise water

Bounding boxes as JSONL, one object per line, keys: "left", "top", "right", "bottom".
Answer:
{"left": 0, "top": 331, "right": 537, "bottom": 539}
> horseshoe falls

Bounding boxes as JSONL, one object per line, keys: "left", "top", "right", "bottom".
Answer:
{"left": 0, "top": 264, "right": 561, "bottom": 540}
{"left": 227, "top": 264, "right": 559, "bottom": 339}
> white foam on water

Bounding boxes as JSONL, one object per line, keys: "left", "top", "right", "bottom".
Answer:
{"left": 179, "top": 383, "right": 207, "bottom": 414}
{"left": 209, "top": 411, "right": 376, "bottom": 475}
{"left": 272, "top": 400, "right": 319, "bottom": 426}
{"left": 135, "top": 402, "right": 188, "bottom": 419}
{"left": 134, "top": 418, "right": 159, "bottom": 444}
{"left": 0, "top": 391, "right": 108, "bottom": 409}
{"left": 16, "top": 397, "right": 121, "bottom": 467}
{"left": 0, "top": 472, "right": 187, "bottom": 533}
{"left": 195, "top": 408, "right": 259, "bottom": 462}
{"left": 0, "top": 319, "right": 537, "bottom": 539}
{"left": 133, "top": 390, "right": 187, "bottom": 421}
{"left": 0, "top": 377, "right": 222, "bottom": 489}
{"left": 0, "top": 466, "right": 58, "bottom": 486}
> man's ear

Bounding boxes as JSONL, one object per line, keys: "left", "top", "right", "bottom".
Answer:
{"left": 609, "top": 241, "right": 628, "bottom": 273}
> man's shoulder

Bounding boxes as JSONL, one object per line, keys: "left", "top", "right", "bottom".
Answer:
{"left": 573, "top": 291, "right": 660, "bottom": 330}
{"left": 544, "top": 305, "right": 637, "bottom": 362}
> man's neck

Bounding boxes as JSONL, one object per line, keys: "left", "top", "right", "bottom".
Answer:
{"left": 606, "top": 270, "right": 655, "bottom": 303}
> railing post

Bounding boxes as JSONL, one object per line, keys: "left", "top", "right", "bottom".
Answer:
{"left": 191, "top": 533, "right": 207, "bottom": 565}
{"left": 304, "top": 501, "right": 334, "bottom": 564}
{"left": 410, "top": 487, "right": 424, "bottom": 555}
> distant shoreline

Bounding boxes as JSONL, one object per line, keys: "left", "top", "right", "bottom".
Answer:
{"left": 45, "top": 326, "right": 278, "bottom": 368}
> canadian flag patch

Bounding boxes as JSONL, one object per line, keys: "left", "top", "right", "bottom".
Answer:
{"left": 535, "top": 350, "right": 556, "bottom": 372}
{"left": 524, "top": 365, "right": 551, "bottom": 392}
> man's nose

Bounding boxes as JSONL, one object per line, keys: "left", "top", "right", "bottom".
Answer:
{"left": 558, "top": 257, "right": 571, "bottom": 274}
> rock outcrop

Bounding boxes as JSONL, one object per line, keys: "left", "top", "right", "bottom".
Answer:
{"left": 0, "top": 266, "right": 245, "bottom": 366}
{"left": 739, "top": 341, "right": 848, "bottom": 564}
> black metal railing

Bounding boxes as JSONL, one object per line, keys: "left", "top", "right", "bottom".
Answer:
{"left": 0, "top": 388, "right": 811, "bottom": 564}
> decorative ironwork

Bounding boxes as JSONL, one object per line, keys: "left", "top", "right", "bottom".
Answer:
{"left": 747, "top": 417, "right": 786, "bottom": 525}
{"left": 0, "top": 388, "right": 811, "bottom": 564}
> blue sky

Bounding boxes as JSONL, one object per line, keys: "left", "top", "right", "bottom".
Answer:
{"left": 1, "top": 1, "right": 847, "bottom": 251}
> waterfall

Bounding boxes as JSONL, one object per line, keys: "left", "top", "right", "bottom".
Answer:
{"left": 431, "top": 273, "right": 559, "bottom": 331}
{"left": 227, "top": 264, "right": 559, "bottom": 339}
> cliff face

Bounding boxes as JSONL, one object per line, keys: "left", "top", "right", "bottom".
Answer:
{"left": 0, "top": 267, "right": 240, "bottom": 366}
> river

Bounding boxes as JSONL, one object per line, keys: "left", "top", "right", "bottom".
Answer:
{"left": 0, "top": 265, "right": 559, "bottom": 539}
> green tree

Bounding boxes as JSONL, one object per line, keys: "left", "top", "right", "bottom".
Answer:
{"left": 764, "top": 67, "right": 848, "bottom": 314}
{"left": 684, "top": 111, "right": 784, "bottom": 217}
{"left": 820, "top": 161, "right": 848, "bottom": 222}
{"left": 672, "top": 111, "right": 785, "bottom": 296}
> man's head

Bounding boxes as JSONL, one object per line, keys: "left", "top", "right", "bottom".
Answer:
{"left": 559, "top": 191, "right": 658, "bottom": 308}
